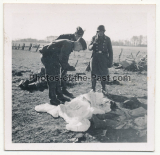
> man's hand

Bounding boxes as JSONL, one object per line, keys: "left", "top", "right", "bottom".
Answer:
{"left": 67, "top": 66, "right": 76, "bottom": 71}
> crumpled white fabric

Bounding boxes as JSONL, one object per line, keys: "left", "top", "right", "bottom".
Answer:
{"left": 35, "top": 91, "right": 111, "bottom": 132}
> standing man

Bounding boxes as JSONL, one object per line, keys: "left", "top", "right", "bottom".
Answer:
{"left": 40, "top": 38, "right": 87, "bottom": 105}
{"left": 56, "top": 27, "right": 87, "bottom": 98}
{"left": 88, "top": 25, "right": 113, "bottom": 94}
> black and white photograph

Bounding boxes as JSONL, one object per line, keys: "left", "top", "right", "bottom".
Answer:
{"left": 4, "top": 2, "right": 155, "bottom": 151}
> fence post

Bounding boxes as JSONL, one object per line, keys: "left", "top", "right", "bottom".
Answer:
{"left": 22, "top": 43, "right": 25, "bottom": 50}
{"left": 36, "top": 44, "right": 40, "bottom": 52}
{"left": 18, "top": 44, "right": 20, "bottom": 50}
{"left": 29, "top": 43, "right": 32, "bottom": 51}
{"left": 15, "top": 43, "right": 17, "bottom": 50}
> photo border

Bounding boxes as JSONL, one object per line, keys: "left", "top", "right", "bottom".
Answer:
{"left": 3, "top": 1, "right": 156, "bottom": 152}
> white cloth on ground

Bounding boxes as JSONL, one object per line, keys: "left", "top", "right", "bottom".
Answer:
{"left": 35, "top": 91, "right": 111, "bottom": 132}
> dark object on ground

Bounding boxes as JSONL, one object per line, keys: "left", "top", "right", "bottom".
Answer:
{"left": 124, "top": 62, "right": 138, "bottom": 72}
{"left": 75, "top": 72, "right": 86, "bottom": 75}
{"left": 18, "top": 79, "right": 48, "bottom": 92}
{"left": 110, "top": 101, "right": 118, "bottom": 111}
{"left": 12, "top": 69, "right": 31, "bottom": 76}
{"left": 106, "top": 80, "right": 121, "bottom": 85}
{"left": 115, "top": 65, "right": 123, "bottom": 69}
{"left": 115, "top": 55, "right": 147, "bottom": 72}
{"left": 123, "top": 97, "right": 141, "bottom": 110}
{"left": 18, "top": 67, "right": 48, "bottom": 92}
{"left": 18, "top": 69, "right": 83, "bottom": 92}
{"left": 12, "top": 70, "right": 23, "bottom": 76}
{"left": 18, "top": 80, "right": 30, "bottom": 89}
{"left": 113, "top": 62, "right": 119, "bottom": 66}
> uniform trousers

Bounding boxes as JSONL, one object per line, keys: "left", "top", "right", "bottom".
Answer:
{"left": 41, "top": 56, "right": 63, "bottom": 105}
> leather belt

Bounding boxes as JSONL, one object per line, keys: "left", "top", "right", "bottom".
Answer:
{"left": 96, "top": 51, "right": 103, "bottom": 54}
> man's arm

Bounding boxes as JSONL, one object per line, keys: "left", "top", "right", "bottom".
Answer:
{"left": 88, "top": 36, "right": 95, "bottom": 51}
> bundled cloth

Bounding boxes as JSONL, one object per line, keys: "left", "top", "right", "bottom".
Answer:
{"left": 35, "top": 91, "right": 111, "bottom": 132}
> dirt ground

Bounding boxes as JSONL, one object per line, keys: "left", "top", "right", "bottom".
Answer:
{"left": 12, "top": 45, "right": 147, "bottom": 143}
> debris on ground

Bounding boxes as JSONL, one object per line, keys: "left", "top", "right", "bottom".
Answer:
{"left": 18, "top": 67, "right": 48, "bottom": 92}
{"left": 35, "top": 91, "right": 147, "bottom": 139}
{"left": 122, "top": 97, "right": 141, "bottom": 110}
{"left": 106, "top": 80, "right": 121, "bottom": 85}
{"left": 17, "top": 67, "right": 84, "bottom": 91}
{"left": 113, "top": 50, "right": 147, "bottom": 72}
{"left": 12, "top": 69, "right": 31, "bottom": 76}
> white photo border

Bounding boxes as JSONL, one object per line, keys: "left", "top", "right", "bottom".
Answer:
{"left": 4, "top": 2, "right": 155, "bottom": 151}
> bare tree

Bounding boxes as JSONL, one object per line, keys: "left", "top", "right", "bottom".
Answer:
{"left": 138, "top": 35, "right": 143, "bottom": 46}
{"left": 131, "top": 36, "right": 139, "bottom": 46}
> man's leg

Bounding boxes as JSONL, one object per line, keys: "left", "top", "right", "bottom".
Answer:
{"left": 56, "top": 81, "right": 71, "bottom": 102}
{"left": 41, "top": 56, "right": 61, "bottom": 105}
{"left": 101, "top": 79, "right": 108, "bottom": 95}
{"left": 48, "top": 81, "right": 61, "bottom": 105}
{"left": 91, "top": 73, "right": 97, "bottom": 92}
{"left": 61, "top": 70, "right": 74, "bottom": 98}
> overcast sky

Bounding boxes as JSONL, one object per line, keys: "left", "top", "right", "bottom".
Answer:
{"left": 8, "top": 4, "right": 151, "bottom": 41}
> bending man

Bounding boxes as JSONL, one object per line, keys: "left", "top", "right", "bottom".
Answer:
{"left": 40, "top": 38, "right": 87, "bottom": 105}
{"left": 56, "top": 26, "right": 87, "bottom": 98}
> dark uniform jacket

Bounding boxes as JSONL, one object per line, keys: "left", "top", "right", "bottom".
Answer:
{"left": 88, "top": 34, "right": 113, "bottom": 76}
{"left": 56, "top": 34, "right": 76, "bottom": 53}
{"left": 40, "top": 39, "right": 74, "bottom": 71}
{"left": 89, "top": 34, "right": 113, "bottom": 67}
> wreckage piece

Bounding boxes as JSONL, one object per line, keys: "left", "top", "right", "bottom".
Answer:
{"left": 114, "top": 51, "right": 147, "bottom": 72}
{"left": 18, "top": 79, "right": 48, "bottom": 92}
{"left": 113, "top": 62, "right": 120, "bottom": 67}
{"left": 122, "top": 97, "right": 142, "bottom": 110}
{"left": 18, "top": 67, "right": 48, "bottom": 92}
{"left": 106, "top": 80, "right": 121, "bottom": 85}
{"left": 92, "top": 106, "right": 147, "bottom": 138}
{"left": 12, "top": 70, "right": 23, "bottom": 76}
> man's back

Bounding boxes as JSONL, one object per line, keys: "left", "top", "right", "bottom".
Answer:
{"left": 56, "top": 34, "right": 76, "bottom": 41}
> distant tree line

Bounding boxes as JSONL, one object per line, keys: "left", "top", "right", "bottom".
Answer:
{"left": 112, "top": 35, "right": 147, "bottom": 47}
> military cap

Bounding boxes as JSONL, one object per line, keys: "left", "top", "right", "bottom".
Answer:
{"left": 76, "top": 26, "right": 84, "bottom": 35}
{"left": 79, "top": 38, "right": 87, "bottom": 50}
{"left": 97, "top": 25, "right": 106, "bottom": 32}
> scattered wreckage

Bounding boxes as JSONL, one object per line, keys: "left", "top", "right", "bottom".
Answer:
{"left": 113, "top": 50, "right": 147, "bottom": 72}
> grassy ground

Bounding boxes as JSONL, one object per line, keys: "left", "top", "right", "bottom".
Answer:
{"left": 12, "top": 46, "right": 147, "bottom": 143}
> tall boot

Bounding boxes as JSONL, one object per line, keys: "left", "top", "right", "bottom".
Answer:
{"left": 101, "top": 81, "right": 108, "bottom": 95}
{"left": 56, "top": 82, "right": 71, "bottom": 102}
{"left": 91, "top": 78, "right": 96, "bottom": 92}
{"left": 62, "top": 87, "right": 74, "bottom": 98}
{"left": 61, "top": 71, "right": 74, "bottom": 98}
{"left": 48, "top": 81, "right": 61, "bottom": 105}
{"left": 61, "top": 81, "right": 74, "bottom": 98}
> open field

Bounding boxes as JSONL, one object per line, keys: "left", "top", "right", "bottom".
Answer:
{"left": 12, "top": 45, "right": 147, "bottom": 143}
